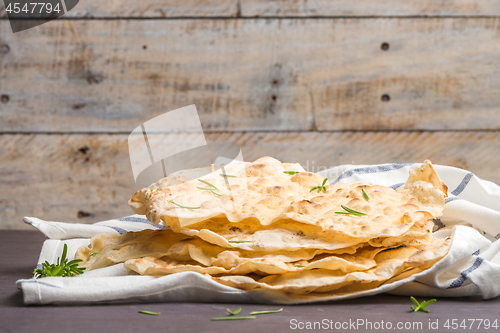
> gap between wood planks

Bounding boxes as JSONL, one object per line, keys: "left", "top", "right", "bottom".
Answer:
{"left": 2, "top": 15, "right": 500, "bottom": 20}
{"left": 0, "top": 129, "right": 498, "bottom": 135}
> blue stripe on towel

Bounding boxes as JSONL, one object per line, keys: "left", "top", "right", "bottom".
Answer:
{"left": 105, "top": 226, "right": 128, "bottom": 234}
{"left": 331, "top": 163, "right": 413, "bottom": 185}
{"left": 118, "top": 216, "right": 151, "bottom": 223}
{"left": 448, "top": 257, "right": 484, "bottom": 289}
{"left": 451, "top": 172, "right": 474, "bottom": 196}
{"left": 445, "top": 197, "right": 461, "bottom": 204}
{"left": 118, "top": 216, "right": 165, "bottom": 229}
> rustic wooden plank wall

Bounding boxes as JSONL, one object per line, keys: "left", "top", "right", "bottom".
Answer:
{"left": 1, "top": 1, "right": 499, "bottom": 229}
{"left": 2, "top": 18, "right": 500, "bottom": 132}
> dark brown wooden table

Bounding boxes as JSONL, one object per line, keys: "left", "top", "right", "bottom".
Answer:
{"left": 2, "top": 230, "right": 500, "bottom": 333}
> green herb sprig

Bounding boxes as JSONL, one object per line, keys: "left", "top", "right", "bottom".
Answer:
{"left": 197, "top": 186, "right": 223, "bottom": 197}
{"left": 410, "top": 297, "right": 436, "bottom": 313}
{"left": 283, "top": 171, "right": 300, "bottom": 175}
{"left": 170, "top": 201, "right": 201, "bottom": 210}
{"left": 227, "top": 307, "right": 242, "bottom": 315}
{"left": 198, "top": 179, "right": 220, "bottom": 191}
{"left": 139, "top": 310, "right": 159, "bottom": 315}
{"left": 249, "top": 308, "right": 283, "bottom": 315}
{"left": 89, "top": 252, "right": 98, "bottom": 257}
{"left": 211, "top": 307, "right": 283, "bottom": 321}
{"left": 197, "top": 179, "right": 223, "bottom": 197}
{"left": 220, "top": 174, "right": 238, "bottom": 178}
{"left": 362, "top": 188, "right": 370, "bottom": 201}
{"left": 335, "top": 205, "right": 368, "bottom": 216}
{"left": 310, "top": 178, "right": 328, "bottom": 193}
{"left": 33, "top": 244, "right": 85, "bottom": 278}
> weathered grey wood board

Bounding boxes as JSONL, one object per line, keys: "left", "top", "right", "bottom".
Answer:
{"left": 68, "top": 0, "right": 239, "bottom": 18}
{"left": 0, "top": 0, "right": 239, "bottom": 18}
{"left": 2, "top": 131, "right": 498, "bottom": 229}
{"left": 1, "top": 18, "right": 500, "bottom": 132}
{"left": 240, "top": 1, "right": 500, "bottom": 17}
{"left": 2, "top": 0, "right": 500, "bottom": 18}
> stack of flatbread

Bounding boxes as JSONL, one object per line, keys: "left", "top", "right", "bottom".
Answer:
{"left": 76, "top": 157, "right": 451, "bottom": 296}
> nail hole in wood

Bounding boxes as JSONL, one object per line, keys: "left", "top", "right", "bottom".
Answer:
{"left": 271, "top": 95, "right": 277, "bottom": 101}
{"left": 381, "top": 42, "right": 390, "bottom": 51}
{"left": 272, "top": 79, "right": 279, "bottom": 85}
{"left": 1, "top": 44, "right": 10, "bottom": 54}
{"left": 381, "top": 94, "right": 391, "bottom": 102}
{"left": 142, "top": 45, "right": 147, "bottom": 50}
{"left": 77, "top": 211, "right": 92, "bottom": 218}
{"left": 78, "top": 146, "right": 89, "bottom": 154}
{"left": 72, "top": 103, "right": 86, "bottom": 110}
{"left": 1, "top": 95, "right": 9, "bottom": 103}
{"left": 86, "top": 72, "right": 104, "bottom": 85}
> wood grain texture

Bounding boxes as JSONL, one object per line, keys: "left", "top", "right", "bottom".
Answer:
{"left": 1, "top": 18, "right": 500, "bottom": 132}
{"left": 2, "top": 0, "right": 499, "bottom": 18}
{"left": 241, "top": 1, "right": 500, "bottom": 17}
{"left": 0, "top": 0, "right": 239, "bottom": 18}
{"left": 70, "top": 0, "right": 239, "bottom": 17}
{"left": 2, "top": 131, "right": 499, "bottom": 229}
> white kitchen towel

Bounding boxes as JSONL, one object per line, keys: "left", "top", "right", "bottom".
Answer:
{"left": 17, "top": 162, "right": 500, "bottom": 305}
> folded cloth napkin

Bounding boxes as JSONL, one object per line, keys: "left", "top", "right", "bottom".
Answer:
{"left": 17, "top": 162, "right": 500, "bottom": 305}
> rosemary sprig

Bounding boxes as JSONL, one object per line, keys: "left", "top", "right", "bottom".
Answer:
{"left": 249, "top": 308, "right": 283, "bottom": 315}
{"left": 211, "top": 307, "right": 283, "bottom": 322}
{"left": 197, "top": 187, "right": 213, "bottom": 191}
{"left": 228, "top": 240, "right": 253, "bottom": 243}
{"left": 197, "top": 186, "right": 223, "bottom": 197}
{"left": 410, "top": 297, "right": 436, "bottom": 313}
{"left": 220, "top": 174, "right": 238, "bottom": 178}
{"left": 362, "top": 188, "right": 370, "bottom": 201}
{"left": 294, "top": 264, "right": 305, "bottom": 268}
{"left": 283, "top": 171, "right": 300, "bottom": 175}
{"left": 335, "top": 205, "right": 368, "bottom": 216}
{"left": 170, "top": 201, "right": 202, "bottom": 210}
{"left": 227, "top": 307, "right": 242, "bottom": 315}
{"left": 89, "top": 252, "right": 99, "bottom": 257}
{"left": 211, "top": 316, "right": 255, "bottom": 321}
{"left": 310, "top": 178, "right": 328, "bottom": 193}
{"left": 33, "top": 244, "right": 85, "bottom": 278}
{"left": 139, "top": 310, "right": 159, "bottom": 315}
{"left": 198, "top": 179, "right": 220, "bottom": 191}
